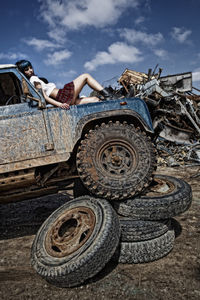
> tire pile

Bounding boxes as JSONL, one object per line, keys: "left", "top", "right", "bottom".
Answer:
{"left": 31, "top": 174, "right": 192, "bottom": 288}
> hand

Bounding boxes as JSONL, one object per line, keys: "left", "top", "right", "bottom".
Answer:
{"left": 60, "top": 103, "right": 70, "bottom": 110}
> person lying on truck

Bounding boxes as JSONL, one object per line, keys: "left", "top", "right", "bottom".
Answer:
{"left": 16, "top": 60, "right": 113, "bottom": 110}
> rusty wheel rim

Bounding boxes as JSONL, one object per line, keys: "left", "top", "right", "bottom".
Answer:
{"left": 97, "top": 140, "right": 138, "bottom": 178}
{"left": 45, "top": 207, "right": 96, "bottom": 258}
{"left": 146, "top": 178, "right": 175, "bottom": 196}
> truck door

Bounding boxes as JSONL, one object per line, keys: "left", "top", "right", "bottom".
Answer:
{"left": 0, "top": 72, "right": 53, "bottom": 173}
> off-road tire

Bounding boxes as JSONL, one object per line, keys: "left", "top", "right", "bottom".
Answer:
{"left": 114, "top": 229, "right": 175, "bottom": 264}
{"left": 31, "top": 196, "right": 120, "bottom": 287}
{"left": 113, "top": 175, "right": 192, "bottom": 220}
{"left": 119, "top": 217, "right": 171, "bottom": 242}
{"left": 76, "top": 121, "right": 156, "bottom": 201}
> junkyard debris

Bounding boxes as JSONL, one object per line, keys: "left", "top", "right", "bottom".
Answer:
{"left": 112, "top": 67, "right": 200, "bottom": 166}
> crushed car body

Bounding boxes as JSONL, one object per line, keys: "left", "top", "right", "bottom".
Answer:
{"left": 117, "top": 67, "right": 200, "bottom": 166}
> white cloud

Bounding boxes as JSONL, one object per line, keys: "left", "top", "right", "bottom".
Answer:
{"left": 192, "top": 71, "right": 200, "bottom": 82}
{"left": 25, "top": 38, "right": 61, "bottom": 51}
{"left": 44, "top": 49, "right": 72, "bottom": 65}
{"left": 84, "top": 42, "right": 143, "bottom": 71}
{"left": 47, "top": 28, "right": 67, "bottom": 44}
{"left": 171, "top": 27, "right": 192, "bottom": 43}
{"left": 38, "top": 0, "right": 139, "bottom": 30}
{"left": 57, "top": 70, "right": 77, "bottom": 78}
{"left": 134, "top": 16, "right": 145, "bottom": 25}
{"left": 154, "top": 49, "right": 168, "bottom": 59}
{"left": 0, "top": 52, "right": 28, "bottom": 61}
{"left": 120, "top": 28, "right": 163, "bottom": 46}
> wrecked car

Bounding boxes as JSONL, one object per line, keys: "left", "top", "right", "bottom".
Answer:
{"left": 118, "top": 68, "right": 200, "bottom": 143}
{"left": 114, "top": 67, "right": 200, "bottom": 166}
{"left": 0, "top": 64, "right": 157, "bottom": 203}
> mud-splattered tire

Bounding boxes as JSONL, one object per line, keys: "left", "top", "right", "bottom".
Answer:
{"left": 113, "top": 175, "right": 192, "bottom": 220}
{"left": 119, "top": 217, "right": 171, "bottom": 242}
{"left": 76, "top": 121, "right": 156, "bottom": 201}
{"left": 114, "top": 229, "right": 175, "bottom": 264}
{"left": 31, "top": 196, "right": 120, "bottom": 287}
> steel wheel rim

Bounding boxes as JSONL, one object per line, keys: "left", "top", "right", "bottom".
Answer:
{"left": 96, "top": 140, "right": 138, "bottom": 178}
{"left": 146, "top": 178, "right": 175, "bottom": 196}
{"left": 45, "top": 207, "right": 96, "bottom": 258}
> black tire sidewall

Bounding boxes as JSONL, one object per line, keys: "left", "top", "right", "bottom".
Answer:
{"left": 119, "top": 217, "right": 171, "bottom": 242}
{"left": 114, "top": 229, "right": 175, "bottom": 264}
{"left": 113, "top": 175, "right": 192, "bottom": 220}
{"left": 31, "top": 196, "right": 120, "bottom": 285}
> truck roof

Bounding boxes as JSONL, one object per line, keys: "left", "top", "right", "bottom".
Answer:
{"left": 0, "top": 64, "right": 16, "bottom": 69}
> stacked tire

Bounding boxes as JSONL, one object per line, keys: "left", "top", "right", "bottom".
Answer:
{"left": 112, "top": 174, "right": 192, "bottom": 264}
{"left": 31, "top": 175, "right": 192, "bottom": 287}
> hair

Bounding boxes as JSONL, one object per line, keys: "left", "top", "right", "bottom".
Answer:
{"left": 15, "top": 60, "right": 32, "bottom": 75}
{"left": 39, "top": 77, "right": 49, "bottom": 84}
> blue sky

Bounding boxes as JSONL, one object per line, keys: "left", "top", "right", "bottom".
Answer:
{"left": 1, "top": 0, "right": 200, "bottom": 95}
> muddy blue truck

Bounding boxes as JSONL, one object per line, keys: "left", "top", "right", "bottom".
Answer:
{"left": 0, "top": 64, "right": 156, "bottom": 203}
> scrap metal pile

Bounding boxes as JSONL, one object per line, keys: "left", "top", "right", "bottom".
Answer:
{"left": 115, "top": 67, "right": 200, "bottom": 166}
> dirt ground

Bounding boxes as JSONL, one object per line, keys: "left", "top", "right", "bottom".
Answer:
{"left": 0, "top": 165, "right": 200, "bottom": 300}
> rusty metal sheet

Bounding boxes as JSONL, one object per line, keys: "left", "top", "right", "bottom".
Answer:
{"left": 159, "top": 72, "right": 192, "bottom": 93}
{"left": 159, "top": 123, "right": 194, "bottom": 143}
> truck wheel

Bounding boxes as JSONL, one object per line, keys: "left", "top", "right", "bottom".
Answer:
{"left": 76, "top": 121, "right": 156, "bottom": 201}
{"left": 119, "top": 217, "right": 171, "bottom": 242}
{"left": 31, "top": 196, "right": 120, "bottom": 287}
{"left": 113, "top": 229, "right": 175, "bottom": 264}
{"left": 113, "top": 175, "right": 192, "bottom": 220}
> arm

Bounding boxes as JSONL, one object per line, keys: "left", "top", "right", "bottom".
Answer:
{"left": 35, "top": 82, "right": 70, "bottom": 110}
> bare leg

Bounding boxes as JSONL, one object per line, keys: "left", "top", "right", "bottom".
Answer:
{"left": 71, "top": 73, "right": 103, "bottom": 104}
{"left": 75, "top": 96, "right": 100, "bottom": 105}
